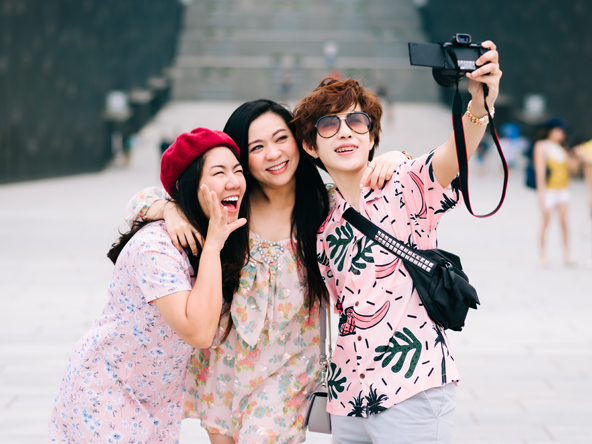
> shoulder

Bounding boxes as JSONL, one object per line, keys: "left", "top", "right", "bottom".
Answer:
{"left": 127, "top": 221, "right": 180, "bottom": 258}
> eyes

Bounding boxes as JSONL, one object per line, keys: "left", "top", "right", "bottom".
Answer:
{"left": 213, "top": 168, "right": 243, "bottom": 176}
{"left": 249, "top": 135, "right": 289, "bottom": 152}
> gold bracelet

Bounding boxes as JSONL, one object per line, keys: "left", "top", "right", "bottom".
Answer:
{"left": 466, "top": 100, "right": 495, "bottom": 126}
{"left": 401, "top": 151, "right": 413, "bottom": 160}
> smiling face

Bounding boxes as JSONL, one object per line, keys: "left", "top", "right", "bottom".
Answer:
{"left": 246, "top": 112, "right": 300, "bottom": 190}
{"left": 303, "top": 103, "right": 374, "bottom": 181}
{"left": 197, "top": 146, "right": 246, "bottom": 222}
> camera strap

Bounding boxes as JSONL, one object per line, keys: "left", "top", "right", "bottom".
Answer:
{"left": 451, "top": 77, "right": 508, "bottom": 218}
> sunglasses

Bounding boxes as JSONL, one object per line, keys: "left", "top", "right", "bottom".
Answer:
{"left": 315, "top": 112, "right": 372, "bottom": 139}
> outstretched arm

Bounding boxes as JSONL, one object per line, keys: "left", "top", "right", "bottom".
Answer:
{"left": 432, "top": 40, "right": 502, "bottom": 187}
{"left": 124, "top": 186, "right": 200, "bottom": 254}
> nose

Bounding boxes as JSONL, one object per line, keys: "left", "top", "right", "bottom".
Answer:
{"left": 336, "top": 117, "right": 353, "bottom": 138}
{"left": 265, "top": 144, "right": 282, "bottom": 160}
{"left": 226, "top": 171, "right": 242, "bottom": 190}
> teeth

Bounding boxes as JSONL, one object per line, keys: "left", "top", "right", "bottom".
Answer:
{"left": 336, "top": 146, "right": 356, "bottom": 153}
{"left": 268, "top": 161, "right": 287, "bottom": 171}
{"left": 222, "top": 196, "right": 238, "bottom": 202}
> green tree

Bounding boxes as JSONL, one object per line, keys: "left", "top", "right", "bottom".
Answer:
{"left": 365, "top": 384, "right": 388, "bottom": 415}
{"left": 433, "top": 325, "right": 448, "bottom": 384}
{"left": 347, "top": 391, "right": 365, "bottom": 417}
{"left": 374, "top": 328, "right": 422, "bottom": 378}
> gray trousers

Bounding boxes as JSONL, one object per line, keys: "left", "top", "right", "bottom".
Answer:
{"left": 331, "top": 383, "right": 456, "bottom": 444}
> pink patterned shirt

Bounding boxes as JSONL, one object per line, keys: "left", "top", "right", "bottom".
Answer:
{"left": 317, "top": 152, "right": 462, "bottom": 417}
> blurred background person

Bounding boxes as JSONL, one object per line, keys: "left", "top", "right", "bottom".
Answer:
{"left": 533, "top": 118, "right": 576, "bottom": 266}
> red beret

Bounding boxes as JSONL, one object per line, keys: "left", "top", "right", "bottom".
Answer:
{"left": 160, "top": 127, "right": 240, "bottom": 195}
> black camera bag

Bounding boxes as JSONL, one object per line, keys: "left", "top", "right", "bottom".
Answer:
{"left": 343, "top": 208, "right": 479, "bottom": 331}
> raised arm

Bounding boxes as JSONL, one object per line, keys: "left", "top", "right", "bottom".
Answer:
{"left": 152, "top": 185, "right": 247, "bottom": 348}
{"left": 432, "top": 40, "right": 502, "bottom": 187}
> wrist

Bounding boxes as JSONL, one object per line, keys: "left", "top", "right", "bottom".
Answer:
{"left": 466, "top": 100, "right": 494, "bottom": 125}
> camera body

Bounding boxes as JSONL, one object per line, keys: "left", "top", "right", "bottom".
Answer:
{"left": 408, "top": 34, "right": 488, "bottom": 87}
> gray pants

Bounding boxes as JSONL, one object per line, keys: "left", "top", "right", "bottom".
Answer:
{"left": 331, "top": 383, "right": 456, "bottom": 444}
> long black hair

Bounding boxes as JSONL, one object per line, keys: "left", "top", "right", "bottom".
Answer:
{"left": 223, "top": 99, "right": 330, "bottom": 312}
{"left": 107, "top": 149, "right": 249, "bottom": 308}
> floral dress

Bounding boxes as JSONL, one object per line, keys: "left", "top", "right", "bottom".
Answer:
{"left": 48, "top": 221, "right": 194, "bottom": 443}
{"left": 124, "top": 188, "right": 323, "bottom": 444}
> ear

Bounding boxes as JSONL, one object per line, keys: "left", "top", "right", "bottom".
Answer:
{"left": 302, "top": 140, "right": 318, "bottom": 159}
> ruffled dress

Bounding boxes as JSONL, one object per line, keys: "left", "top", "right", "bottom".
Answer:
{"left": 124, "top": 188, "right": 322, "bottom": 444}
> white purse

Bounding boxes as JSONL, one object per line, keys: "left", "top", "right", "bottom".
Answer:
{"left": 303, "top": 298, "right": 332, "bottom": 434}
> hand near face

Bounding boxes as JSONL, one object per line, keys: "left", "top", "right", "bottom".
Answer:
{"left": 200, "top": 184, "right": 247, "bottom": 253}
{"left": 360, "top": 150, "right": 410, "bottom": 189}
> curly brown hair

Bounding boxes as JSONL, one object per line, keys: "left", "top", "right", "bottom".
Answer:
{"left": 292, "top": 77, "right": 383, "bottom": 171}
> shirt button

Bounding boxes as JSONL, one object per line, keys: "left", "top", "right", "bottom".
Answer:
{"left": 360, "top": 373, "right": 365, "bottom": 379}
{"left": 355, "top": 301, "right": 359, "bottom": 307}
{"left": 357, "top": 336, "right": 362, "bottom": 341}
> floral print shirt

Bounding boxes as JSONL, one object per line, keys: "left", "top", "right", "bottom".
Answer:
{"left": 48, "top": 221, "right": 195, "bottom": 443}
{"left": 316, "top": 152, "right": 462, "bottom": 418}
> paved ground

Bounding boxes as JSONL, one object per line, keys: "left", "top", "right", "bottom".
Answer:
{"left": 0, "top": 101, "right": 590, "bottom": 444}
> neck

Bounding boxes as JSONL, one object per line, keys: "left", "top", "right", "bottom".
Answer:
{"left": 328, "top": 168, "right": 364, "bottom": 210}
{"left": 250, "top": 177, "right": 297, "bottom": 209}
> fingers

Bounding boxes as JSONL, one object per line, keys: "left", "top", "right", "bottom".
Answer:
{"left": 359, "top": 163, "right": 374, "bottom": 188}
{"left": 227, "top": 217, "right": 247, "bottom": 233}
{"left": 171, "top": 235, "right": 183, "bottom": 252}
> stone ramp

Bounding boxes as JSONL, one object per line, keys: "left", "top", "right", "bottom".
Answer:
{"left": 0, "top": 101, "right": 591, "bottom": 443}
{"left": 172, "top": 0, "right": 438, "bottom": 102}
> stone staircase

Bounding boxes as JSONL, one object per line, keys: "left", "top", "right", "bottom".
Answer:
{"left": 171, "top": 0, "right": 438, "bottom": 102}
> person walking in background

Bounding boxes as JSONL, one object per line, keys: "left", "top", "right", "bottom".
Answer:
{"left": 48, "top": 128, "right": 248, "bottom": 444}
{"left": 292, "top": 40, "right": 501, "bottom": 444}
{"left": 533, "top": 118, "right": 575, "bottom": 266}
{"left": 122, "top": 99, "right": 407, "bottom": 444}
{"left": 574, "top": 139, "right": 592, "bottom": 266}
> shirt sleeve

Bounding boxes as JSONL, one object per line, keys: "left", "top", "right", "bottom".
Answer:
{"left": 398, "top": 151, "right": 461, "bottom": 231}
{"left": 316, "top": 211, "right": 339, "bottom": 306}
{"left": 132, "top": 224, "right": 193, "bottom": 303}
{"left": 123, "top": 186, "right": 170, "bottom": 227}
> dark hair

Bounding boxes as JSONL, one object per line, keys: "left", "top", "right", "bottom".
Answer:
{"left": 223, "top": 99, "right": 330, "bottom": 312}
{"left": 292, "top": 77, "right": 383, "bottom": 171}
{"left": 108, "top": 149, "right": 248, "bottom": 310}
{"left": 534, "top": 124, "right": 568, "bottom": 149}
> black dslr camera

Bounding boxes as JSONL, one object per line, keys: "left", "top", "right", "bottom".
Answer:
{"left": 408, "top": 34, "right": 488, "bottom": 87}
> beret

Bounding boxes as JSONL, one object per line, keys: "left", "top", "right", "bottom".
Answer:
{"left": 160, "top": 127, "right": 240, "bottom": 195}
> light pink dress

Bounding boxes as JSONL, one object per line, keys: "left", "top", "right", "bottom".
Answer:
{"left": 48, "top": 221, "right": 194, "bottom": 443}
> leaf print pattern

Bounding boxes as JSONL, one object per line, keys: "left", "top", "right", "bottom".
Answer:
{"left": 327, "top": 362, "right": 347, "bottom": 401}
{"left": 349, "top": 238, "right": 376, "bottom": 275}
{"left": 327, "top": 222, "right": 355, "bottom": 272}
{"left": 374, "top": 328, "right": 422, "bottom": 378}
{"left": 314, "top": 152, "right": 461, "bottom": 417}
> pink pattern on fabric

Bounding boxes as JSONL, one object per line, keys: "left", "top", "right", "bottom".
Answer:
{"left": 48, "top": 221, "right": 194, "bottom": 443}
{"left": 316, "top": 152, "right": 462, "bottom": 418}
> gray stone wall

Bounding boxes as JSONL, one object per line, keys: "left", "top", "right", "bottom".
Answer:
{"left": 0, "top": 0, "right": 182, "bottom": 183}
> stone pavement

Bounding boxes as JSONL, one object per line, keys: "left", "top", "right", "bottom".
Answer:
{"left": 0, "top": 101, "right": 590, "bottom": 444}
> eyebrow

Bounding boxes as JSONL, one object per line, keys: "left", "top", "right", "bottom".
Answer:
{"left": 248, "top": 128, "right": 287, "bottom": 146}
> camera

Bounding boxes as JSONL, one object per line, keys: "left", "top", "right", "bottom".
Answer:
{"left": 408, "top": 34, "right": 489, "bottom": 87}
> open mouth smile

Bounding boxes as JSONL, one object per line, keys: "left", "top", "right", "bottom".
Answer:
{"left": 335, "top": 145, "right": 357, "bottom": 154}
{"left": 221, "top": 195, "right": 239, "bottom": 211}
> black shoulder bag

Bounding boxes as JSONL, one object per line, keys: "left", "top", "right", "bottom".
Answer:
{"left": 343, "top": 208, "right": 479, "bottom": 331}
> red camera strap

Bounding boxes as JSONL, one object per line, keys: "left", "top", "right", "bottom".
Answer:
{"left": 452, "top": 78, "right": 509, "bottom": 218}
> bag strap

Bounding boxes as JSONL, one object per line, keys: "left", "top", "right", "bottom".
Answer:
{"left": 451, "top": 76, "right": 509, "bottom": 218}
{"left": 343, "top": 207, "right": 436, "bottom": 276}
{"left": 319, "top": 297, "right": 332, "bottom": 388}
